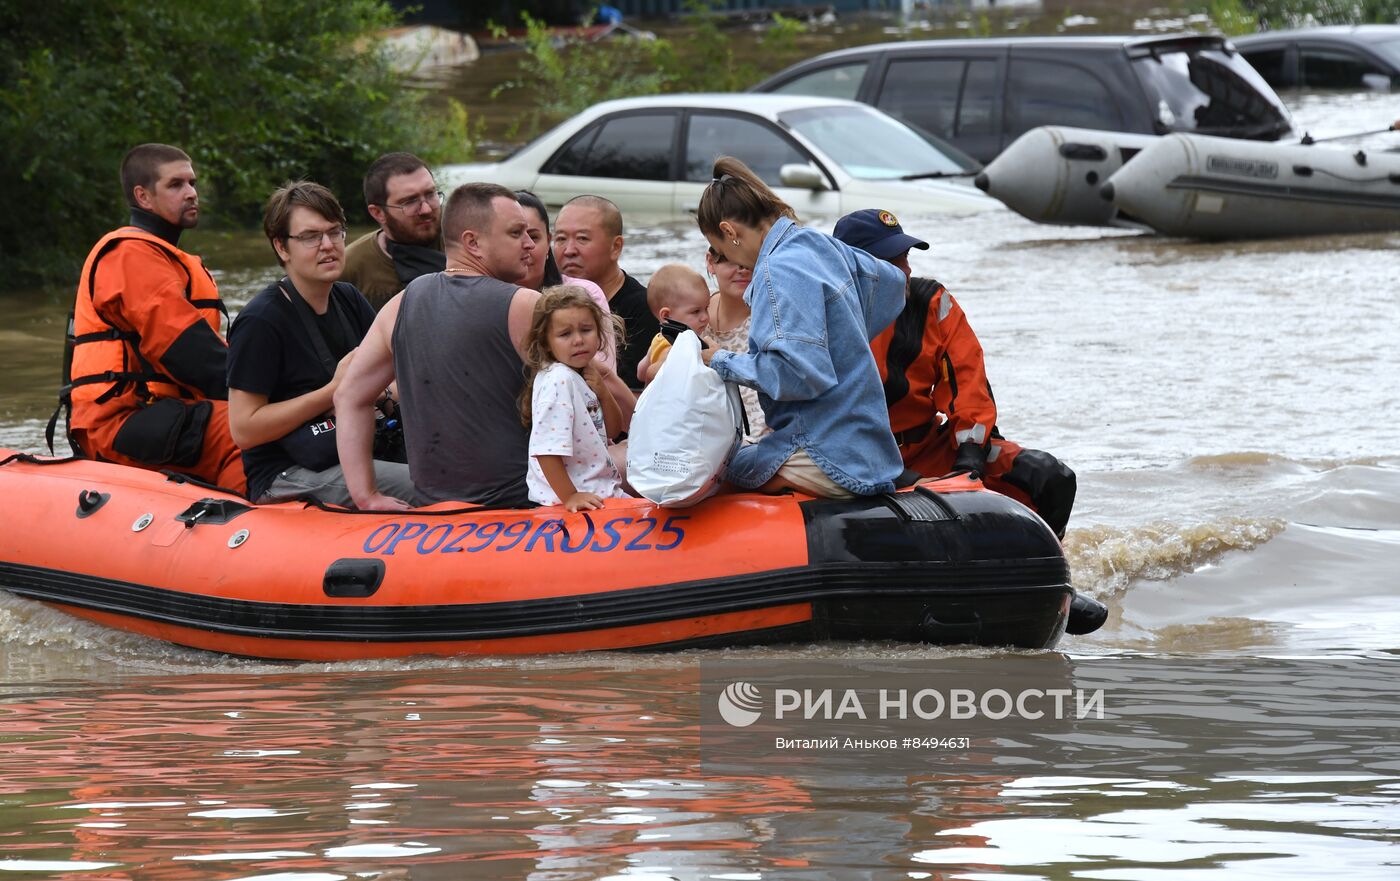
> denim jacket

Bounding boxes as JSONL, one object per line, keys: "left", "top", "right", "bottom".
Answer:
{"left": 710, "top": 216, "right": 907, "bottom": 495}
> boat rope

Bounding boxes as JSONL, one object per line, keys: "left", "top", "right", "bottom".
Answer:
{"left": 158, "top": 469, "right": 249, "bottom": 499}
{"left": 0, "top": 452, "right": 81, "bottom": 468}
{"left": 1301, "top": 120, "right": 1399, "bottom": 144}
{"left": 296, "top": 495, "right": 536, "bottom": 517}
{"left": 1291, "top": 163, "right": 1400, "bottom": 185}
{"left": 0, "top": 452, "right": 533, "bottom": 516}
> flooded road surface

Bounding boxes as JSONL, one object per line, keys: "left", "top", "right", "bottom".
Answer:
{"left": 2, "top": 90, "right": 1399, "bottom": 878}
{"left": 0, "top": 653, "right": 1396, "bottom": 879}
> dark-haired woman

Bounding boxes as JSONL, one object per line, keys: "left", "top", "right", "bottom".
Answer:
{"left": 697, "top": 157, "right": 907, "bottom": 498}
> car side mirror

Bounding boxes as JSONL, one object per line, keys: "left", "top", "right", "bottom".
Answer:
{"left": 779, "top": 163, "right": 828, "bottom": 191}
{"left": 1361, "top": 73, "right": 1391, "bottom": 92}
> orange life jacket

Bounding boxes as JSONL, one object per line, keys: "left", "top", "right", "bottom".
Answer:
{"left": 63, "top": 228, "right": 226, "bottom": 434}
{"left": 870, "top": 276, "right": 997, "bottom": 451}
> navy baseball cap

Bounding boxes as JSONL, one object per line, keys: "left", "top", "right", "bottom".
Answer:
{"left": 832, "top": 209, "right": 929, "bottom": 260}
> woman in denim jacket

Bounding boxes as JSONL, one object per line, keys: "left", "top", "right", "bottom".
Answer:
{"left": 698, "top": 157, "right": 907, "bottom": 498}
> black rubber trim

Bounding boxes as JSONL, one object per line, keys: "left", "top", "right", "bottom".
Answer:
{"left": 175, "top": 498, "right": 252, "bottom": 526}
{"left": 1060, "top": 143, "right": 1107, "bottom": 162}
{"left": 76, "top": 491, "right": 110, "bottom": 519}
{"left": 0, "top": 558, "right": 1069, "bottom": 643}
{"left": 630, "top": 621, "right": 817, "bottom": 652}
{"left": 887, "top": 485, "right": 958, "bottom": 522}
{"left": 1166, "top": 174, "right": 1400, "bottom": 210}
{"left": 323, "top": 558, "right": 386, "bottom": 598}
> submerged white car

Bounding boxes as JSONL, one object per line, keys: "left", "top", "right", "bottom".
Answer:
{"left": 437, "top": 94, "right": 999, "bottom": 219}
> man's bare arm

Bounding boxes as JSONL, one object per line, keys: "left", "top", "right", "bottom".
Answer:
{"left": 334, "top": 295, "right": 407, "bottom": 510}
{"left": 507, "top": 287, "right": 542, "bottom": 360}
{"left": 228, "top": 352, "right": 353, "bottom": 450}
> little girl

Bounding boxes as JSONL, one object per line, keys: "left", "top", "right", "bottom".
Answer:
{"left": 521, "top": 286, "right": 633, "bottom": 511}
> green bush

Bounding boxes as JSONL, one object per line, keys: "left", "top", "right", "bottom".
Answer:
{"left": 1200, "top": 0, "right": 1400, "bottom": 38}
{"left": 495, "top": 2, "right": 812, "bottom": 140}
{"left": 0, "top": 0, "right": 471, "bottom": 291}
{"left": 1242, "top": 0, "right": 1400, "bottom": 25}
{"left": 492, "top": 11, "right": 674, "bottom": 137}
{"left": 1200, "top": 0, "right": 1260, "bottom": 35}
{"left": 664, "top": 5, "right": 809, "bottom": 93}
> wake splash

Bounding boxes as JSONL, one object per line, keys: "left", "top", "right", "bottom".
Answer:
{"left": 1186, "top": 451, "right": 1391, "bottom": 471}
{"left": 1066, "top": 516, "right": 1286, "bottom": 599}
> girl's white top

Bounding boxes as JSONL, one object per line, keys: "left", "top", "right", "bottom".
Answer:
{"left": 527, "top": 361, "right": 626, "bottom": 506}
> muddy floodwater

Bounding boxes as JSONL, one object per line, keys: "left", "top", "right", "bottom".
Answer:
{"left": 1, "top": 89, "right": 1398, "bottom": 879}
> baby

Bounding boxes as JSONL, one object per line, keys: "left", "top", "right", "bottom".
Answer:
{"left": 638, "top": 263, "right": 711, "bottom": 385}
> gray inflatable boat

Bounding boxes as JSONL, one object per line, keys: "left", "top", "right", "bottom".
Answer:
{"left": 975, "top": 126, "right": 1159, "bottom": 229}
{"left": 1101, "top": 131, "right": 1400, "bottom": 238}
{"left": 977, "top": 125, "right": 1400, "bottom": 238}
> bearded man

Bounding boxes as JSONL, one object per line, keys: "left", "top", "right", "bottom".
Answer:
{"left": 341, "top": 152, "right": 446, "bottom": 311}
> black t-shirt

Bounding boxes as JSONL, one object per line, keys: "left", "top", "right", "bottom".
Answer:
{"left": 226, "top": 280, "right": 375, "bottom": 500}
{"left": 611, "top": 271, "right": 660, "bottom": 391}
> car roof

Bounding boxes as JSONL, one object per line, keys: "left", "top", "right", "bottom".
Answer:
{"left": 568, "top": 93, "right": 877, "bottom": 116}
{"left": 1233, "top": 25, "right": 1400, "bottom": 45}
{"left": 758, "top": 32, "right": 1229, "bottom": 66}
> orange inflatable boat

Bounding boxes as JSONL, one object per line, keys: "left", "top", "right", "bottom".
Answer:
{"left": 0, "top": 450, "right": 1091, "bottom": 660}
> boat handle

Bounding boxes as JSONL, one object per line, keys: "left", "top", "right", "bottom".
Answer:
{"left": 1059, "top": 143, "right": 1107, "bottom": 162}
{"left": 76, "top": 490, "right": 109, "bottom": 519}
{"left": 323, "top": 558, "right": 386, "bottom": 598}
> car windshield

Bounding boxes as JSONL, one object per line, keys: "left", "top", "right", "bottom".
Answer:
{"left": 1373, "top": 38, "right": 1400, "bottom": 69}
{"left": 1132, "top": 46, "right": 1293, "bottom": 139}
{"left": 779, "top": 105, "right": 975, "bottom": 179}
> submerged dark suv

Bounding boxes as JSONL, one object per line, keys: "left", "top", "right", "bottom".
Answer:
{"left": 1233, "top": 25, "right": 1400, "bottom": 91}
{"left": 752, "top": 34, "right": 1294, "bottom": 164}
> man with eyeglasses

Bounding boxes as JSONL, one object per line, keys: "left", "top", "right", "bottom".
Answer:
{"left": 225, "top": 181, "right": 421, "bottom": 506}
{"left": 342, "top": 152, "right": 446, "bottom": 312}
{"left": 59, "top": 143, "right": 246, "bottom": 495}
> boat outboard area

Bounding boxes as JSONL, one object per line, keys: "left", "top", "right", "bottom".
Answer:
{"left": 977, "top": 124, "right": 1400, "bottom": 239}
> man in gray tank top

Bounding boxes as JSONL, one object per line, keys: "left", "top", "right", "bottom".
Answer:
{"left": 335, "top": 183, "right": 541, "bottom": 510}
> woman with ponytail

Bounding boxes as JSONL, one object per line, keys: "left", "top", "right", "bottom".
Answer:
{"left": 696, "top": 156, "right": 907, "bottom": 498}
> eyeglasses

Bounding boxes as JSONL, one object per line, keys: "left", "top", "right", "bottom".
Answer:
{"left": 287, "top": 226, "right": 347, "bottom": 248}
{"left": 380, "top": 189, "right": 443, "bottom": 213}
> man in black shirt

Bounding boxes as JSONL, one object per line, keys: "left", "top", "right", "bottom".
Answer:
{"left": 226, "top": 182, "right": 420, "bottom": 506}
{"left": 552, "top": 195, "right": 658, "bottom": 390}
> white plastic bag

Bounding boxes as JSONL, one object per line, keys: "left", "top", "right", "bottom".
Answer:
{"left": 626, "top": 330, "right": 744, "bottom": 507}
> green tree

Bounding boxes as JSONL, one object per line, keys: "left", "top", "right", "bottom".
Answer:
{"left": 1235, "top": 0, "right": 1400, "bottom": 26}
{"left": 1200, "top": 0, "right": 1260, "bottom": 35}
{"left": 495, "top": 3, "right": 814, "bottom": 139}
{"left": 492, "top": 10, "right": 674, "bottom": 136}
{"left": 0, "top": 0, "right": 471, "bottom": 290}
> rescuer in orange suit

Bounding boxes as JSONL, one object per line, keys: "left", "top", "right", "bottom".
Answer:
{"left": 833, "top": 209, "right": 1075, "bottom": 538}
{"left": 59, "top": 144, "right": 246, "bottom": 494}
